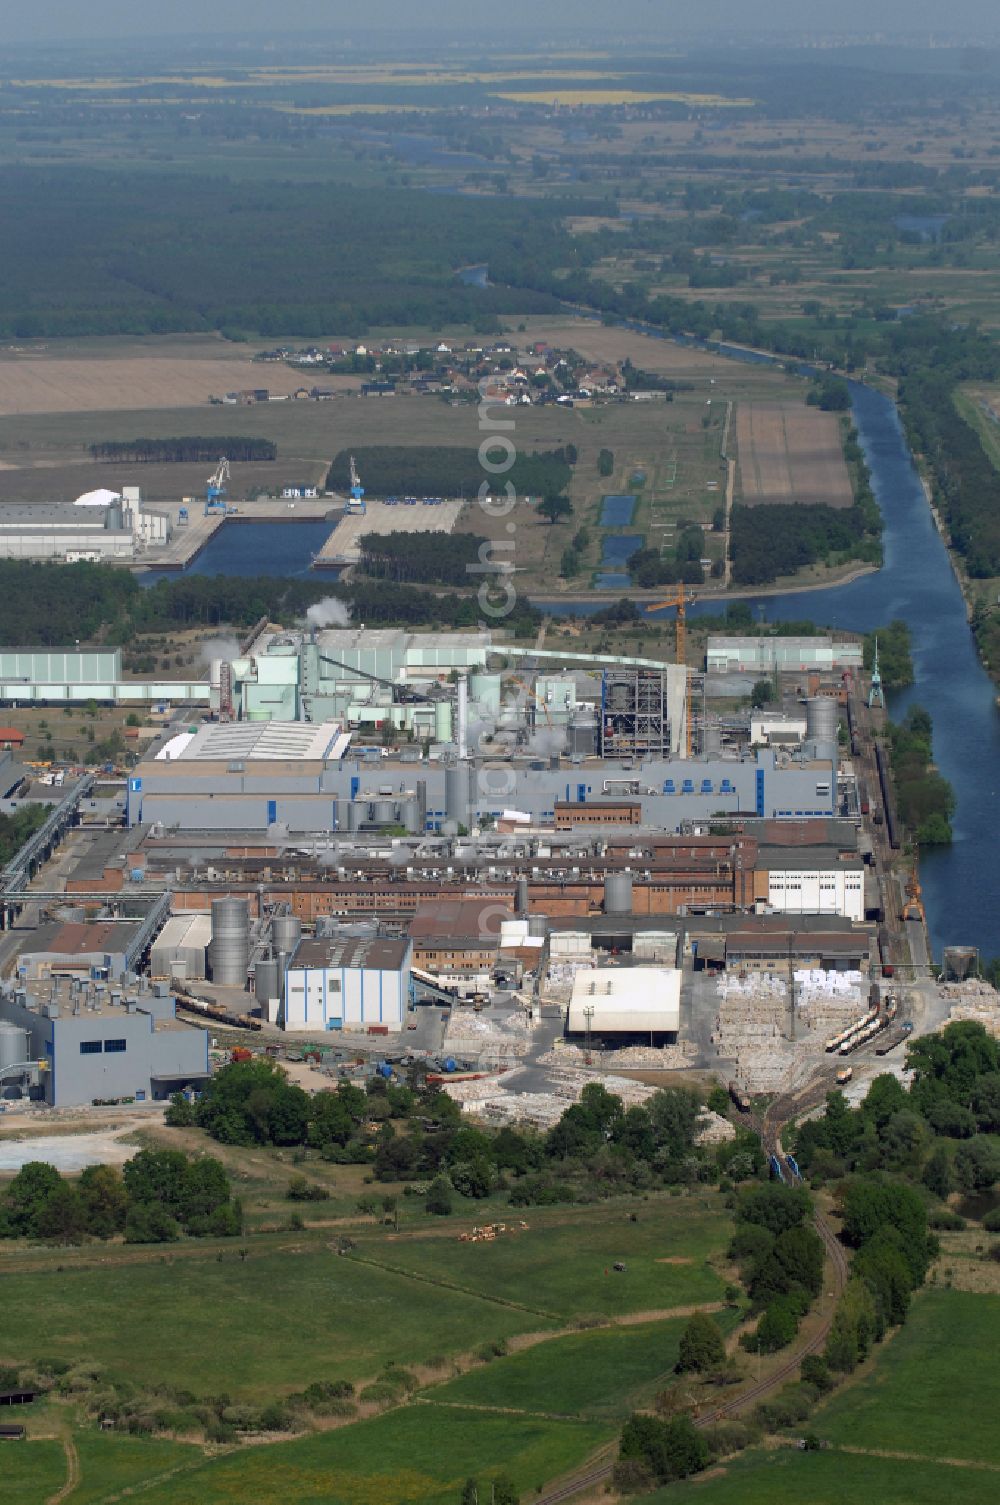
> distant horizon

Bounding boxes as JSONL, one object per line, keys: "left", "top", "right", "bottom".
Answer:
{"left": 1, "top": 0, "right": 1000, "bottom": 52}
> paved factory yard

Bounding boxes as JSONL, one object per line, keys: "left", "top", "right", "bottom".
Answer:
{"left": 736, "top": 401, "right": 853, "bottom": 508}
{"left": 315, "top": 496, "right": 464, "bottom": 565}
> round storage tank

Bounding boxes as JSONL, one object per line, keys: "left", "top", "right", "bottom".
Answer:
{"left": 806, "top": 698, "right": 839, "bottom": 745}
{"left": 527, "top": 914, "right": 547, "bottom": 939}
{"left": 401, "top": 798, "right": 422, "bottom": 835}
{"left": 209, "top": 897, "right": 250, "bottom": 988}
{"left": 347, "top": 802, "right": 361, "bottom": 833}
{"left": 254, "top": 957, "right": 280, "bottom": 1004}
{"left": 272, "top": 914, "right": 301, "bottom": 956}
{"left": 373, "top": 799, "right": 396, "bottom": 826}
{"left": 604, "top": 872, "right": 634, "bottom": 915}
{"left": 470, "top": 673, "right": 502, "bottom": 718}
{"left": 515, "top": 876, "right": 530, "bottom": 915}
{"left": 0, "top": 1023, "right": 30, "bottom": 1071}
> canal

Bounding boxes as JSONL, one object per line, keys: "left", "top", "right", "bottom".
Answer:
{"left": 544, "top": 378, "right": 1000, "bottom": 962}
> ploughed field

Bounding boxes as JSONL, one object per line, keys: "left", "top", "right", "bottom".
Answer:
{"left": 735, "top": 402, "right": 852, "bottom": 509}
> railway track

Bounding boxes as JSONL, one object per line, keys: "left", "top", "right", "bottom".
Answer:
{"left": 534, "top": 1074, "right": 850, "bottom": 1505}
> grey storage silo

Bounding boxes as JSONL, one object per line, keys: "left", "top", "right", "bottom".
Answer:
{"left": 208, "top": 897, "right": 250, "bottom": 987}
{"left": 604, "top": 872, "right": 633, "bottom": 915}
{"left": 515, "top": 876, "right": 530, "bottom": 915}
{"left": 806, "top": 698, "right": 839, "bottom": 745}
{"left": 254, "top": 957, "right": 280, "bottom": 1005}
{"left": 272, "top": 913, "right": 301, "bottom": 957}
{"left": 0, "top": 1023, "right": 30, "bottom": 1070}
{"left": 445, "top": 763, "right": 469, "bottom": 827}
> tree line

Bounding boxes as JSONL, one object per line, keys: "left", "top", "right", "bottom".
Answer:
{"left": 899, "top": 370, "right": 1000, "bottom": 577}
{"left": 89, "top": 437, "right": 277, "bottom": 464}
{"left": 888, "top": 703, "right": 955, "bottom": 844}
{"left": 0, "top": 560, "right": 543, "bottom": 648}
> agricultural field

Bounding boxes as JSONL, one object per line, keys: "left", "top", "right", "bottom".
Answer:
{"left": 0, "top": 344, "right": 322, "bottom": 416}
{"left": 735, "top": 403, "right": 853, "bottom": 509}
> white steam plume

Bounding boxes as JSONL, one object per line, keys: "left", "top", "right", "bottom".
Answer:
{"left": 527, "top": 727, "right": 568, "bottom": 757}
{"left": 306, "top": 597, "right": 352, "bottom": 629}
{"left": 199, "top": 636, "right": 241, "bottom": 666}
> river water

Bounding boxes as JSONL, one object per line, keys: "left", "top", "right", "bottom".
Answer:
{"left": 544, "top": 379, "right": 1000, "bottom": 962}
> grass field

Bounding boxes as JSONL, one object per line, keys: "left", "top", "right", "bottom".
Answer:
{"left": 816, "top": 1288, "right": 1000, "bottom": 1465}
{"left": 351, "top": 1197, "right": 729, "bottom": 1320}
{"left": 68, "top": 1434, "right": 206, "bottom": 1504}
{"left": 112, "top": 1405, "right": 600, "bottom": 1505}
{"left": 0, "top": 1439, "right": 66, "bottom": 1504}
{"left": 657, "top": 1448, "right": 1000, "bottom": 1505}
{"left": 0, "top": 1244, "right": 553, "bottom": 1400}
{"left": 430, "top": 1315, "right": 713, "bottom": 1419}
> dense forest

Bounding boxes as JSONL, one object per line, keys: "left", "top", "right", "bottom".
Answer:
{"left": 89, "top": 437, "right": 277, "bottom": 464}
{"left": 0, "top": 169, "right": 566, "bottom": 338}
{"left": 729, "top": 502, "right": 879, "bottom": 586}
{"left": 326, "top": 446, "right": 573, "bottom": 498}
{"left": 357, "top": 531, "right": 487, "bottom": 586}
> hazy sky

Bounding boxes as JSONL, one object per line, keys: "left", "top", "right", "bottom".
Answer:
{"left": 2, "top": 0, "right": 999, "bottom": 46}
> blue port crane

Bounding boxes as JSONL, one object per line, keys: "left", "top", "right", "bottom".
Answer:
{"left": 347, "top": 454, "right": 366, "bottom": 516}
{"left": 205, "top": 457, "right": 230, "bottom": 515}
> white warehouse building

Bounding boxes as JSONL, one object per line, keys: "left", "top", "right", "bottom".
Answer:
{"left": 280, "top": 936, "right": 412, "bottom": 1033}
{"left": 765, "top": 855, "right": 866, "bottom": 923}
{"left": 568, "top": 966, "right": 681, "bottom": 1040}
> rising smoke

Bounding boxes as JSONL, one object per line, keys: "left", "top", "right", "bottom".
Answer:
{"left": 526, "top": 727, "right": 568, "bottom": 757}
{"left": 305, "top": 597, "right": 352, "bottom": 629}
{"left": 199, "top": 636, "right": 241, "bottom": 666}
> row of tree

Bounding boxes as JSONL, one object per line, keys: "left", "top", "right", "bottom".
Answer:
{"left": 88, "top": 437, "right": 276, "bottom": 464}
{"left": 899, "top": 371, "right": 1000, "bottom": 578}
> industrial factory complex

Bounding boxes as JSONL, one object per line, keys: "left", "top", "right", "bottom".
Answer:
{"left": 0, "top": 612, "right": 950, "bottom": 1120}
